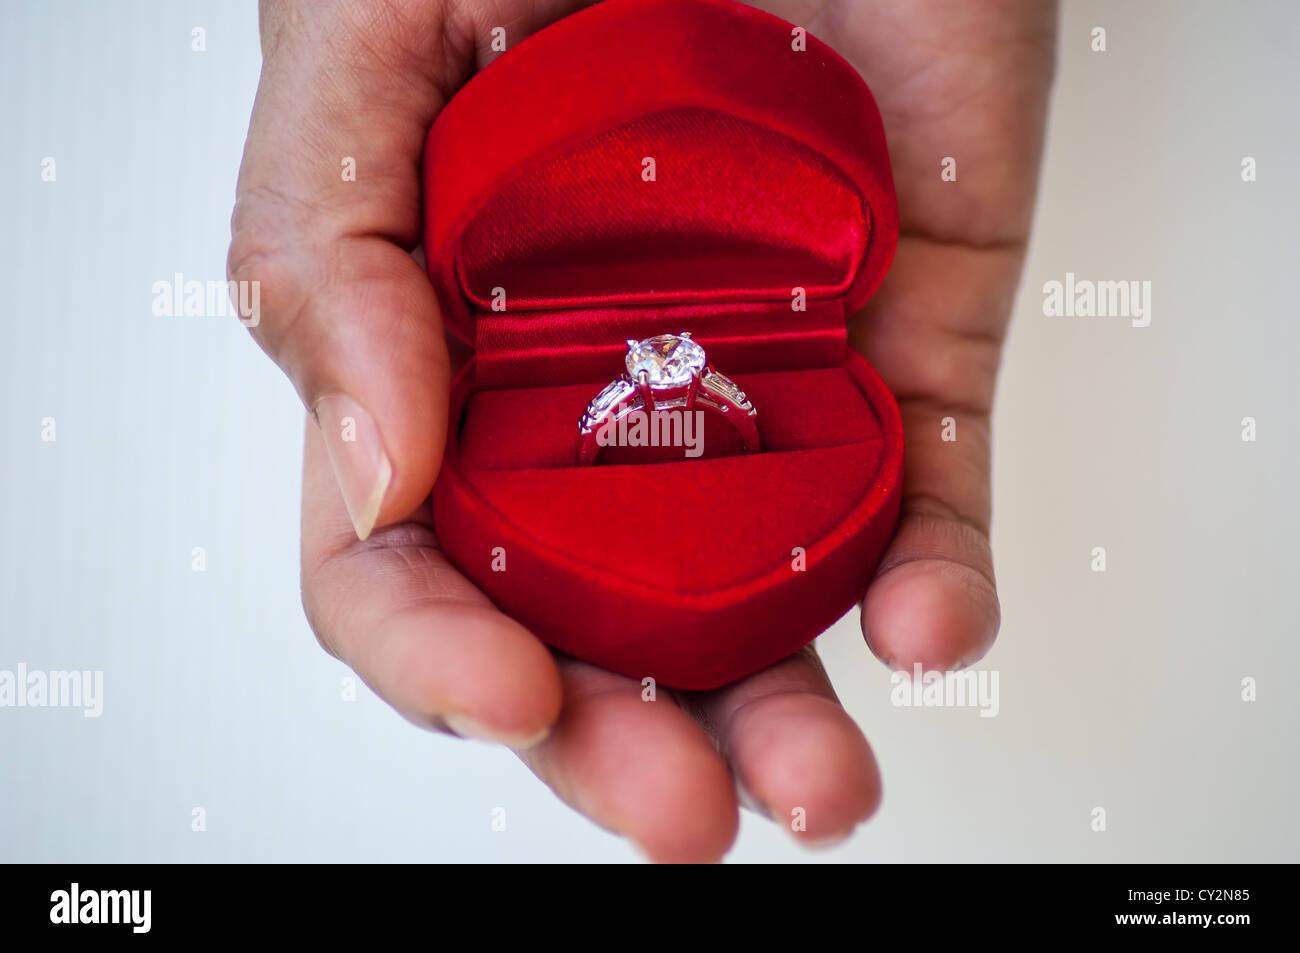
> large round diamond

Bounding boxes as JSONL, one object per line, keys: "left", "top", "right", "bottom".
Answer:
{"left": 625, "top": 334, "right": 705, "bottom": 386}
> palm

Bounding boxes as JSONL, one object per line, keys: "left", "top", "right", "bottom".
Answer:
{"left": 243, "top": 0, "right": 1055, "bottom": 861}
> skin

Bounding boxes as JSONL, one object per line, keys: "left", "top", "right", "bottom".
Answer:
{"left": 229, "top": 0, "right": 1057, "bottom": 862}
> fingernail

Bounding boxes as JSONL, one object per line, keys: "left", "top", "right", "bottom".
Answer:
{"left": 444, "top": 712, "right": 551, "bottom": 749}
{"left": 314, "top": 394, "right": 391, "bottom": 540}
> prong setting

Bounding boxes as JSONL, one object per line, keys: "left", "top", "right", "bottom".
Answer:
{"left": 580, "top": 332, "right": 758, "bottom": 464}
{"left": 636, "top": 369, "right": 655, "bottom": 413}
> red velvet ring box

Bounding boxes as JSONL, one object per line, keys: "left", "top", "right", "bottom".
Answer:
{"left": 422, "top": 0, "right": 903, "bottom": 689}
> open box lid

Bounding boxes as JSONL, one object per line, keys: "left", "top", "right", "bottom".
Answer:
{"left": 422, "top": 0, "right": 899, "bottom": 372}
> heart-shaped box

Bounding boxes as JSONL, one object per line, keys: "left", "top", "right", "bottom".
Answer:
{"left": 423, "top": 0, "right": 903, "bottom": 689}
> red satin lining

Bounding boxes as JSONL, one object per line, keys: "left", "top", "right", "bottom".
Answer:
{"left": 467, "top": 443, "right": 884, "bottom": 594}
{"left": 474, "top": 299, "right": 846, "bottom": 388}
{"left": 461, "top": 365, "right": 880, "bottom": 469}
{"left": 457, "top": 108, "right": 867, "bottom": 309}
{"left": 449, "top": 356, "right": 889, "bottom": 593}
{"left": 457, "top": 108, "right": 867, "bottom": 384}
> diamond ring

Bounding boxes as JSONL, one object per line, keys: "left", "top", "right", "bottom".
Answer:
{"left": 577, "top": 332, "right": 758, "bottom": 466}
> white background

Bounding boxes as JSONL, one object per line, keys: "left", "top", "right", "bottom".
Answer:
{"left": 1, "top": 0, "right": 1297, "bottom": 862}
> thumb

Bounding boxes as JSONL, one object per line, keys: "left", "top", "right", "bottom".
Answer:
{"left": 227, "top": 4, "right": 450, "bottom": 539}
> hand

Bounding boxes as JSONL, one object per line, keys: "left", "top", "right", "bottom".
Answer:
{"left": 825, "top": 0, "right": 1057, "bottom": 669}
{"left": 229, "top": 0, "right": 1056, "bottom": 862}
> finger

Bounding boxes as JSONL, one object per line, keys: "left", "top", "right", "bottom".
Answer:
{"left": 228, "top": 3, "right": 451, "bottom": 539}
{"left": 517, "top": 659, "right": 739, "bottom": 863}
{"left": 682, "top": 647, "right": 881, "bottom": 846}
{"left": 863, "top": 432, "right": 1001, "bottom": 672}
{"left": 853, "top": 238, "right": 1006, "bottom": 670}
{"left": 301, "top": 417, "right": 563, "bottom": 745}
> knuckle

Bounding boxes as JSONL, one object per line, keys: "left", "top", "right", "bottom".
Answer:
{"left": 227, "top": 188, "right": 305, "bottom": 285}
{"left": 226, "top": 187, "right": 318, "bottom": 350}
